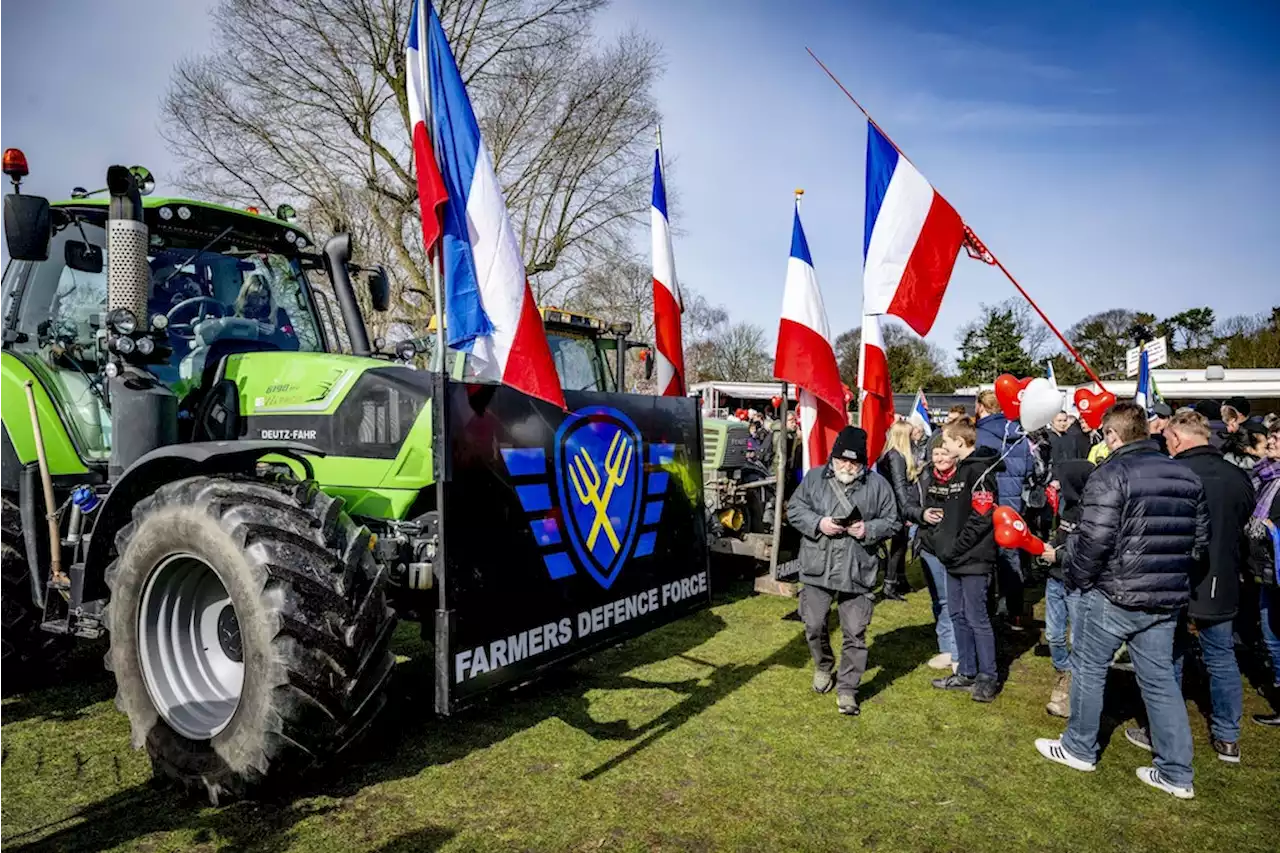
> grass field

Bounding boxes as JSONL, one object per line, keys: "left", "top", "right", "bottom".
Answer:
{"left": 3, "top": 561, "right": 1279, "bottom": 852}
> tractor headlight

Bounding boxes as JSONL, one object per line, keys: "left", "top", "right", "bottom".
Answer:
{"left": 136, "top": 336, "right": 156, "bottom": 356}
{"left": 108, "top": 308, "right": 138, "bottom": 335}
{"left": 396, "top": 340, "right": 418, "bottom": 361}
{"left": 151, "top": 313, "right": 169, "bottom": 331}
{"left": 113, "top": 335, "right": 136, "bottom": 355}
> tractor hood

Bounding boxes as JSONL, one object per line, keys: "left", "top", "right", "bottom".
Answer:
{"left": 222, "top": 351, "right": 436, "bottom": 518}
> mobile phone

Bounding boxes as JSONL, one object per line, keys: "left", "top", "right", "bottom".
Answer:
{"left": 835, "top": 506, "right": 862, "bottom": 526}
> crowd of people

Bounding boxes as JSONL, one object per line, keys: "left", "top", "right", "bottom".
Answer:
{"left": 782, "top": 391, "right": 1280, "bottom": 801}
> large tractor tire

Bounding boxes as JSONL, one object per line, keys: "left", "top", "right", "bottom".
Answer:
{"left": 104, "top": 476, "right": 397, "bottom": 804}
{"left": 2, "top": 491, "right": 69, "bottom": 689}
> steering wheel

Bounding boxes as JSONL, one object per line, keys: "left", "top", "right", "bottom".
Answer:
{"left": 165, "top": 296, "right": 227, "bottom": 341}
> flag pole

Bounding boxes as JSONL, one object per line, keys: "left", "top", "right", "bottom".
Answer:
{"left": 804, "top": 47, "right": 1109, "bottom": 392}
{"left": 421, "top": 12, "right": 452, "bottom": 712}
{"left": 770, "top": 189, "right": 805, "bottom": 577}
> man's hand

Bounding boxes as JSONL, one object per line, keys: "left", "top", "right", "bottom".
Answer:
{"left": 1041, "top": 545, "right": 1057, "bottom": 564}
{"left": 847, "top": 520, "right": 866, "bottom": 539}
{"left": 818, "top": 517, "right": 846, "bottom": 537}
{"left": 923, "top": 508, "right": 944, "bottom": 525}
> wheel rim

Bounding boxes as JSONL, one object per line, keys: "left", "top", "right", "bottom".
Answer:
{"left": 137, "top": 553, "right": 244, "bottom": 740}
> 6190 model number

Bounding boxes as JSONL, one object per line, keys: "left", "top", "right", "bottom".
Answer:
{"left": 260, "top": 429, "right": 318, "bottom": 440}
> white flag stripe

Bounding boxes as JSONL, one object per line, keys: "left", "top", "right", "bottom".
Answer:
{"left": 781, "top": 256, "right": 833, "bottom": 343}
{"left": 863, "top": 161, "right": 934, "bottom": 316}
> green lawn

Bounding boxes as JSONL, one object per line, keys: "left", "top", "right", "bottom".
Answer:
{"left": 3, "top": 562, "right": 1278, "bottom": 852}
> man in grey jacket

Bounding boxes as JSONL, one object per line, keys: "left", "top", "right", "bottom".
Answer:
{"left": 787, "top": 426, "right": 901, "bottom": 716}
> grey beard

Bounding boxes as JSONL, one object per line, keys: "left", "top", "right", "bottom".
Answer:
{"left": 833, "top": 470, "right": 857, "bottom": 485}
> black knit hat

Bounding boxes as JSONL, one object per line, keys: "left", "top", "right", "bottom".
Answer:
{"left": 831, "top": 427, "right": 868, "bottom": 464}
{"left": 1193, "top": 399, "right": 1220, "bottom": 420}
{"left": 1226, "top": 396, "right": 1251, "bottom": 417}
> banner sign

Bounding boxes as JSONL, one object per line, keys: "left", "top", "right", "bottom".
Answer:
{"left": 1126, "top": 336, "right": 1168, "bottom": 377}
{"left": 439, "top": 382, "right": 709, "bottom": 712}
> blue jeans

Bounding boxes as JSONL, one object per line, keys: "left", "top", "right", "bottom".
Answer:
{"left": 947, "top": 573, "right": 997, "bottom": 680}
{"left": 1062, "top": 590, "right": 1193, "bottom": 788}
{"left": 920, "top": 551, "right": 956, "bottom": 658}
{"left": 1045, "top": 578, "right": 1080, "bottom": 673}
{"left": 1261, "top": 586, "right": 1280, "bottom": 684}
{"left": 1174, "top": 616, "right": 1242, "bottom": 743}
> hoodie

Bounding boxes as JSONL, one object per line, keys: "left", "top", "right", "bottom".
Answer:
{"left": 975, "top": 412, "right": 1032, "bottom": 509}
{"left": 932, "top": 445, "right": 1003, "bottom": 576}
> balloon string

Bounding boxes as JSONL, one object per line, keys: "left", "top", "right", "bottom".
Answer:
{"left": 805, "top": 48, "right": 1110, "bottom": 393}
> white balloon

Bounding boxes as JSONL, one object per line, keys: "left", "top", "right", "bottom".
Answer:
{"left": 1020, "top": 378, "right": 1064, "bottom": 432}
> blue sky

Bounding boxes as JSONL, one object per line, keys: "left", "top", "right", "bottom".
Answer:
{"left": 602, "top": 0, "right": 1280, "bottom": 359}
{"left": 4, "top": 0, "right": 1278, "bottom": 363}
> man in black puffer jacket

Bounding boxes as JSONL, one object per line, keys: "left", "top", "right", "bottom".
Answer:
{"left": 1035, "top": 403, "right": 1209, "bottom": 800}
{"left": 1123, "top": 411, "right": 1255, "bottom": 764}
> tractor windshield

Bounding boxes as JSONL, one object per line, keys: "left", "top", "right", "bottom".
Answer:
{"left": 1, "top": 207, "right": 327, "bottom": 458}
{"left": 418, "top": 329, "right": 618, "bottom": 392}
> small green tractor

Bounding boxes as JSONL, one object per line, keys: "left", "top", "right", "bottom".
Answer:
{"left": 1, "top": 151, "right": 709, "bottom": 803}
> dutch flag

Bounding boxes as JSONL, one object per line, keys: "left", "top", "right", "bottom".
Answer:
{"left": 910, "top": 390, "right": 932, "bottom": 436}
{"left": 652, "top": 141, "right": 685, "bottom": 397}
{"left": 406, "top": 0, "right": 565, "bottom": 408}
{"left": 862, "top": 122, "right": 966, "bottom": 337}
{"left": 774, "top": 201, "right": 845, "bottom": 470}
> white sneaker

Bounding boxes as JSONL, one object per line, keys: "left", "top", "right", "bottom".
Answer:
{"left": 1136, "top": 766, "right": 1194, "bottom": 799}
{"left": 1035, "top": 738, "right": 1096, "bottom": 772}
{"left": 927, "top": 652, "right": 953, "bottom": 670}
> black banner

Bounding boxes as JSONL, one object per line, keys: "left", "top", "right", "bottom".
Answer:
{"left": 439, "top": 382, "right": 709, "bottom": 712}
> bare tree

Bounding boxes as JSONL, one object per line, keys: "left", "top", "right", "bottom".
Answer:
{"left": 161, "top": 0, "right": 660, "bottom": 339}
{"left": 687, "top": 321, "right": 772, "bottom": 383}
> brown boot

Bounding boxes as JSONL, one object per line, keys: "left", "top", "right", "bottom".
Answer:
{"left": 1046, "top": 670, "right": 1071, "bottom": 718}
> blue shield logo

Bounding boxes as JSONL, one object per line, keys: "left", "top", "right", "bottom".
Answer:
{"left": 554, "top": 406, "right": 643, "bottom": 590}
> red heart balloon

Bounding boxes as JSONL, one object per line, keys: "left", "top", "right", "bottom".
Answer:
{"left": 993, "top": 505, "right": 1022, "bottom": 529}
{"left": 971, "top": 489, "right": 994, "bottom": 515}
{"left": 994, "top": 514, "right": 1046, "bottom": 556}
{"left": 1074, "top": 388, "right": 1117, "bottom": 431}
{"left": 994, "top": 374, "right": 1024, "bottom": 420}
{"left": 770, "top": 395, "right": 782, "bottom": 411}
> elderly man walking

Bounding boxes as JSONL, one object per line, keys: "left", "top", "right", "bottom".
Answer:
{"left": 788, "top": 427, "right": 901, "bottom": 717}
{"left": 1035, "top": 403, "right": 1209, "bottom": 800}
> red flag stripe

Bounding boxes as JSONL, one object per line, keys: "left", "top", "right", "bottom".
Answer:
{"left": 653, "top": 280, "right": 685, "bottom": 396}
{"left": 502, "top": 283, "right": 568, "bottom": 409}
{"left": 885, "top": 193, "right": 965, "bottom": 337}
{"left": 411, "top": 121, "right": 449, "bottom": 257}
{"left": 775, "top": 318, "right": 845, "bottom": 413}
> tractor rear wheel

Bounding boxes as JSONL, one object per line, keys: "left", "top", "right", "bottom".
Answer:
{"left": 104, "top": 476, "right": 397, "bottom": 804}
{"left": 2, "top": 491, "right": 69, "bottom": 690}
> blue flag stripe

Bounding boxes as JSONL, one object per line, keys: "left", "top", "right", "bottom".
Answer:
{"left": 863, "top": 123, "right": 899, "bottom": 261}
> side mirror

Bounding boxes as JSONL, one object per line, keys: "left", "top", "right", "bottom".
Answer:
{"left": 367, "top": 266, "right": 390, "bottom": 312}
{"left": 4, "top": 194, "right": 51, "bottom": 260}
{"left": 65, "top": 240, "right": 104, "bottom": 274}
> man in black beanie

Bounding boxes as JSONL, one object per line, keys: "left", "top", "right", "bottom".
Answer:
{"left": 787, "top": 427, "right": 901, "bottom": 716}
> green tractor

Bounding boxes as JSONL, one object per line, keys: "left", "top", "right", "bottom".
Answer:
{"left": 1, "top": 151, "right": 709, "bottom": 803}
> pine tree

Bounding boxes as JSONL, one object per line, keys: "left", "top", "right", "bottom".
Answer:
{"left": 956, "top": 308, "right": 1036, "bottom": 385}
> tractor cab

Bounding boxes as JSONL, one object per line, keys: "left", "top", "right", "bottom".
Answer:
{"left": 1, "top": 158, "right": 353, "bottom": 457}
{"left": 418, "top": 306, "right": 652, "bottom": 392}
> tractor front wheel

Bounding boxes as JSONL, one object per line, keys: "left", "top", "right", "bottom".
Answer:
{"left": 104, "top": 476, "right": 397, "bottom": 804}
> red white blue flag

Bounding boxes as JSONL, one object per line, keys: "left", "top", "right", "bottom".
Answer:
{"left": 651, "top": 144, "right": 685, "bottom": 396}
{"left": 774, "top": 203, "right": 845, "bottom": 470}
{"left": 407, "top": 0, "right": 565, "bottom": 408}
{"left": 862, "top": 122, "right": 965, "bottom": 337}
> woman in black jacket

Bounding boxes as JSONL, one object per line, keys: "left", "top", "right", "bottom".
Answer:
{"left": 905, "top": 444, "right": 958, "bottom": 669}
{"left": 878, "top": 422, "right": 917, "bottom": 601}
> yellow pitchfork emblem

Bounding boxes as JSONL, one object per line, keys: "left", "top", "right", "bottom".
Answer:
{"left": 568, "top": 432, "right": 633, "bottom": 554}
